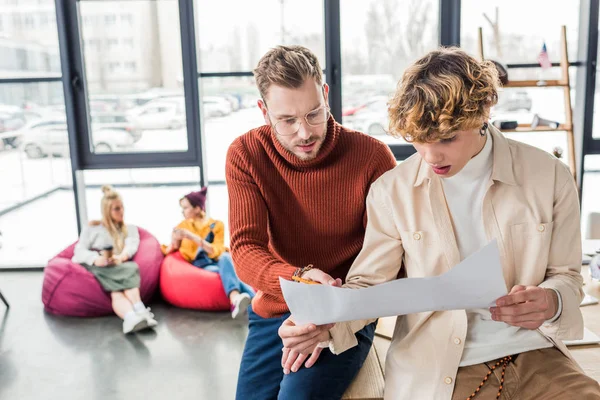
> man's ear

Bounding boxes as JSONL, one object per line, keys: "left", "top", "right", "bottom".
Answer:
{"left": 258, "top": 98, "right": 270, "bottom": 126}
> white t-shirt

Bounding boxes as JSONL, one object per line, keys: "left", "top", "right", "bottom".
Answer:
{"left": 440, "top": 132, "right": 554, "bottom": 367}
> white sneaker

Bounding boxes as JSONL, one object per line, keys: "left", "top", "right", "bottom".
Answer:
{"left": 136, "top": 307, "right": 158, "bottom": 327}
{"left": 231, "top": 293, "right": 251, "bottom": 320}
{"left": 123, "top": 312, "right": 152, "bottom": 334}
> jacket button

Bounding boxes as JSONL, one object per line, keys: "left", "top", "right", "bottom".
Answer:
{"left": 537, "top": 224, "right": 545, "bottom": 232}
{"left": 453, "top": 337, "right": 461, "bottom": 345}
{"left": 413, "top": 232, "right": 422, "bottom": 240}
{"left": 444, "top": 377, "right": 453, "bottom": 385}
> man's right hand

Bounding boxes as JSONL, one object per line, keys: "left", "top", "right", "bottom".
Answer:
{"left": 94, "top": 256, "right": 110, "bottom": 267}
{"left": 301, "top": 268, "right": 342, "bottom": 287}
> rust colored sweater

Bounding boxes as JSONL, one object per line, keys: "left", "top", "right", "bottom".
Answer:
{"left": 225, "top": 118, "right": 396, "bottom": 318}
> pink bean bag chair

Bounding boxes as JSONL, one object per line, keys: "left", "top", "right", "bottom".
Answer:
{"left": 160, "top": 252, "right": 230, "bottom": 311}
{"left": 42, "top": 227, "right": 163, "bottom": 317}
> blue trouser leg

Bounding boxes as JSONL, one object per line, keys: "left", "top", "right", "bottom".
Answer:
{"left": 235, "top": 306, "right": 375, "bottom": 400}
{"left": 278, "top": 322, "right": 375, "bottom": 400}
{"left": 214, "top": 253, "right": 255, "bottom": 298}
{"left": 236, "top": 307, "right": 288, "bottom": 400}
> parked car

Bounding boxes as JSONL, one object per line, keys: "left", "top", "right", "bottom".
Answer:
{"left": 89, "top": 95, "right": 137, "bottom": 112}
{"left": 342, "top": 95, "right": 389, "bottom": 117}
{"left": 21, "top": 103, "right": 65, "bottom": 122}
{"left": 0, "top": 106, "right": 27, "bottom": 148}
{"left": 344, "top": 97, "right": 389, "bottom": 135}
{"left": 120, "top": 92, "right": 162, "bottom": 108}
{"left": 20, "top": 124, "right": 134, "bottom": 159}
{"left": 203, "top": 96, "right": 232, "bottom": 118}
{"left": 127, "top": 99, "right": 186, "bottom": 130}
{"left": 91, "top": 113, "right": 142, "bottom": 142}
{"left": 4, "top": 118, "right": 66, "bottom": 149}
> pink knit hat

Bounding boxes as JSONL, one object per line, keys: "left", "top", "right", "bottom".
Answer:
{"left": 183, "top": 186, "right": 208, "bottom": 210}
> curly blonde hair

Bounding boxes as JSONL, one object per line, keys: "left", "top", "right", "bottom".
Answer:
{"left": 253, "top": 45, "right": 323, "bottom": 101}
{"left": 388, "top": 47, "right": 499, "bottom": 143}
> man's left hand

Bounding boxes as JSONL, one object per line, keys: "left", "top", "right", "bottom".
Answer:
{"left": 491, "top": 285, "right": 558, "bottom": 330}
{"left": 281, "top": 345, "right": 324, "bottom": 374}
{"left": 279, "top": 317, "right": 333, "bottom": 373}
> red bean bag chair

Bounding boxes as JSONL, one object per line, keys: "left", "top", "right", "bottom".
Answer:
{"left": 42, "top": 227, "right": 163, "bottom": 317}
{"left": 160, "top": 252, "right": 230, "bottom": 311}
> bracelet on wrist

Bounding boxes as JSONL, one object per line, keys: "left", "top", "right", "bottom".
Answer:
{"left": 293, "top": 264, "right": 314, "bottom": 278}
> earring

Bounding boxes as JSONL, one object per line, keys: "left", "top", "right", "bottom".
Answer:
{"left": 480, "top": 122, "right": 488, "bottom": 136}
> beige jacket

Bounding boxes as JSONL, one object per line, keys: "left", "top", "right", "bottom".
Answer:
{"left": 329, "top": 126, "right": 584, "bottom": 400}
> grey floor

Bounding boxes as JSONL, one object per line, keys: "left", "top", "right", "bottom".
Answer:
{"left": 0, "top": 271, "right": 249, "bottom": 400}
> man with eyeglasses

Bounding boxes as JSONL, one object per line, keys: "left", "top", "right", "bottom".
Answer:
{"left": 226, "top": 45, "right": 396, "bottom": 400}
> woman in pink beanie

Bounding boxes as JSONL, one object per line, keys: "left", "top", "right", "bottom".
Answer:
{"left": 163, "top": 187, "right": 254, "bottom": 319}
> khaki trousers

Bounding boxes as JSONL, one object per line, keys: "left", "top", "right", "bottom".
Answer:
{"left": 451, "top": 347, "right": 600, "bottom": 400}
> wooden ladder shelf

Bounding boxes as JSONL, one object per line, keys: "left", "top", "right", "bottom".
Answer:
{"left": 477, "top": 25, "right": 576, "bottom": 180}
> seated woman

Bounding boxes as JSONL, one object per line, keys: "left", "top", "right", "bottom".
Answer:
{"left": 73, "top": 185, "right": 157, "bottom": 334}
{"left": 279, "top": 48, "right": 600, "bottom": 398}
{"left": 163, "top": 187, "right": 254, "bottom": 319}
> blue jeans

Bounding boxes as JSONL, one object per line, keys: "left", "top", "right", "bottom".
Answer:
{"left": 236, "top": 306, "right": 375, "bottom": 400}
{"left": 192, "top": 252, "right": 254, "bottom": 298}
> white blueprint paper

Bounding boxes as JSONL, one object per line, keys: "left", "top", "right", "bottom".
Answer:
{"left": 280, "top": 240, "right": 507, "bottom": 325}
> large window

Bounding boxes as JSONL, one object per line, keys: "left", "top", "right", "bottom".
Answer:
{"left": 0, "top": 1, "right": 77, "bottom": 268}
{"left": 79, "top": 0, "right": 188, "bottom": 154}
{"left": 81, "top": 168, "right": 230, "bottom": 246}
{"left": 0, "top": 83, "right": 69, "bottom": 206}
{"left": 340, "top": 0, "right": 439, "bottom": 144}
{"left": 195, "top": 0, "right": 325, "bottom": 73}
{"left": 581, "top": 155, "right": 600, "bottom": 237}
{"left": 0, "top": 0, "right": 60, "bottom": 78}
{"left": 194, "top": 0, "right": 326, "bottom": 182}
{"left": 460, "top": 0, "right": 580, "bottom": 64}
{"left": 0, "top": 88, "right": 76, "bottom": 267}
{"left": 82, "top": 167, "right": 203, "bottom": 245}
{"left": 0, "top": 186, "right": 77, "bottom": 267}
{"left": 2, "top": 0, "right": 599, "bottom": 270}
{"left": 461, "top": 1, "right": 581, "bottom": 171}
{"left": 200, "top": 77, "right": 263, "bottom": 182}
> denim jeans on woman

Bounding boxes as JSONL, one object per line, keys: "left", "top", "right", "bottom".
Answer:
{"left": 192, "top": 251, "right": 254, "bottom": 297}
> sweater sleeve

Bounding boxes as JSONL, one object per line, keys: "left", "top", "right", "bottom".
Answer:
{"left": 370, "top": 142, "right": 397, "bottom": 184}
{"left": 207, "top": 220, "right": 227, "bottom": 260}
{"left": 226, "top": 139, "right": 297, "bottom": 295}
{"left": 122, "top": 225, "right": 140, "bottom": 259}
{"left": 72, "top": 227, "right": 100, "bottom": 265}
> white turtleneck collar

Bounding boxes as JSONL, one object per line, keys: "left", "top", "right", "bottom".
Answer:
{"left": 445, "top": 131, "right": 493, "bottom": 184}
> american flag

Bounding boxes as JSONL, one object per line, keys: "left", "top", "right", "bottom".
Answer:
{"left": 537, "top": 43, "right": 552, "bottom": 69}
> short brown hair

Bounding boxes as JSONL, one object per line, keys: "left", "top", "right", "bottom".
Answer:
{"left": 253, "top": 45, "right": 323, "bottom": 100}
{"left": 388, "top": 47, "right": 499, "bottom": 143}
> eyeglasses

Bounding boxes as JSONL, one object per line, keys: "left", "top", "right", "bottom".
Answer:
{"left": 268, "top": 105, "right": 330, "bottom": 136}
